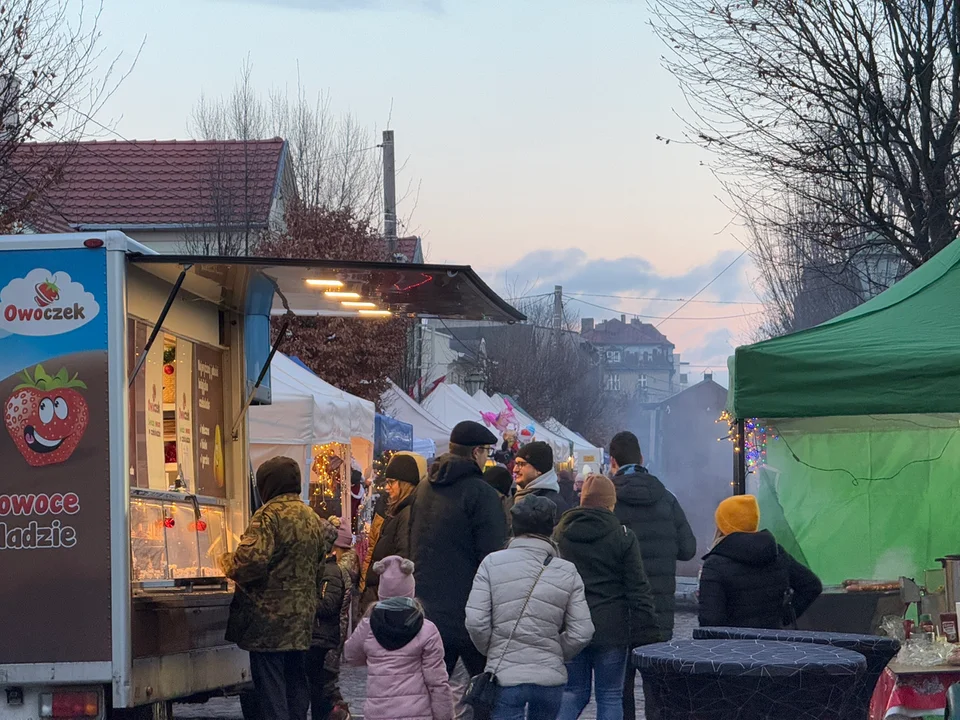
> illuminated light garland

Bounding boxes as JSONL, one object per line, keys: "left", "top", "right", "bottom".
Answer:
{"left": 312, "top": 442, "right": 347, "bottom": 498}
{"left": 373, "top": 450, "right": 397, "bottom": 482}
{"left": 717, "top": 410, "right": 778, "bottom": 472}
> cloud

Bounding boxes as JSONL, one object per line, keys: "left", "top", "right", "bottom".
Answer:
{"left": 494, "top": 248, "right": 755, "bottom": 306}
{"left": 206, "top": 0, "right": 443, "bottom": 13}
{"left": 491, "top": 248, "right": 761, "bottom": 387}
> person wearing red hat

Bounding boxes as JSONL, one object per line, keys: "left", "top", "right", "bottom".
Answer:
{"left": 699, "top": 495, "right": 822, "bottom": 629}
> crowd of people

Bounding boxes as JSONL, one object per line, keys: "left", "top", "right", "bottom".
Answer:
{"left": 218, "top": 421, "right": 823, "bottom": 720}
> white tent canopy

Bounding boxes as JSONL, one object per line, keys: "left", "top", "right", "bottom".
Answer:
{"left": 422, "top": 383, "right": 488, "bottom": 432}
{"left": 487, "top": 392, "right": 571, "bottom": 461}
{"left": 249, "top": 353, "right": 375, "bottom": 503}
{"left": 381, "top": 379, "right": 452, "bottom": 454}
{"left": 546, "top": 418, "right": 603, "bottom": 469}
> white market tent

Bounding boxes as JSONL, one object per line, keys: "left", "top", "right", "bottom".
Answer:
{"left": 546, "top": 417, "right": 603, "bottom": 471}
{"left": 422, "top": 382, "right": 491, "bottom": 433}
{"left": 488, "top": 392, "right": 571, "bottom": 461}
{"left": 380, "top": 379, "right": 451, "bottom": 457}
{"left": 249, "top": 353, "right": 375, "bottom": 505}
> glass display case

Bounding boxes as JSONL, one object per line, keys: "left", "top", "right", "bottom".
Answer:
{"left": 131, "top": 497, "right": 168, "bottom": 582}
{"left": 131, "top": 489, "right": 228, "bottom": 586}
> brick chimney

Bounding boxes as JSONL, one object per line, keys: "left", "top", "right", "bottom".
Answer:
{"left": 581, "top": 318, "right": 594, "bottom": 333}
{"left": 630, "top": 318, "right": 640, "bottom": 326}
{"left": 620, "top": 314, "right": 626, "bottom": 324}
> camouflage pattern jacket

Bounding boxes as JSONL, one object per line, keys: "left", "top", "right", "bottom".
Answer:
{"left": 224, "top": 493, "right": 327, "bottom": 652}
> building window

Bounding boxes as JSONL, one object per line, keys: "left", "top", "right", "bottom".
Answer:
{"left": 680, "top": 373, "right": 688, "bottom": 385}
{"left": 605, "top": 373, "right": 621, "bottom": 392}
{"left": 639, "top": 374, "right": 648, "bottom": 389}
{"left": 606, "top": 350, "right": 621, "bottom": 363}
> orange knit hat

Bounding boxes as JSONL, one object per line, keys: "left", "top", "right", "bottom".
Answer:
{"left": 715, "top": 495, "right": 760, "bottom": 535}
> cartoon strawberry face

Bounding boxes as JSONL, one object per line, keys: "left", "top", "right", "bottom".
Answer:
{"left": 4, "top": 364, "right": 89, "bottom": 467}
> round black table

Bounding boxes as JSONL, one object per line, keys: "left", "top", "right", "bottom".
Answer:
{"left": 633, "top": 639, "right": 867, "bottom": 720}
{"left": 694, "top": 627, "right": 900, "bottom": 720}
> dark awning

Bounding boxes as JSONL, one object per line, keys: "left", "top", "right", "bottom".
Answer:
{"left": 127, "top": 254, "right": 524, "bottom": 323}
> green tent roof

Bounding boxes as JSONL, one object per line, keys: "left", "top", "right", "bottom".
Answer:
{"left": 728, "top": 239, "right": 960, "bottom": 418}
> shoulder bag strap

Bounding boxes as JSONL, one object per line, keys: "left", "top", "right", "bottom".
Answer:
{"left": 490, "top": 555, "right": 552, "bottom": 676}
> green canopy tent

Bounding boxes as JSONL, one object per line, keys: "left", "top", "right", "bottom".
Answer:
{"left": 728, "top": 240, "right": 960, "bottom": 584}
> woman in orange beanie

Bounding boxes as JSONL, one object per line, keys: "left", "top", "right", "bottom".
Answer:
{"left": 698, "top": 495, "right": 822, "bottom": 629}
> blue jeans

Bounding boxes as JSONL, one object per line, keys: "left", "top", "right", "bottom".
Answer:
{"left": 557, "top": 646, "right": 629, "bottom": 720}
{"left": 492, "top": 684, "right": 564, "bottom": 720}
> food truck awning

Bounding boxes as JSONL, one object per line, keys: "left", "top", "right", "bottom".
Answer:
{"left": 128, "top": 254, "right": 525, "bottom": 323}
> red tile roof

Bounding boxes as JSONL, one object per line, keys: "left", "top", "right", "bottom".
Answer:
{"left": 10, "top": 139, "right": 287, "bottom": 229}
{"left": 582, "top": 318, "right": 673, "bottom": 346}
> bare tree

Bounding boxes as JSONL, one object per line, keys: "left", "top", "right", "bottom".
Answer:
{"left": 652, "top": 0, "right": 960, "bottom": 271}
{"left": 0, "top": 0, "right": 135, "bottom": 230}
{"left": 475, "top": 297, "right": 622, "bottom": 445}
{"left": 189, "top": 58, "right": 384, "bottom": 225}
{"left": 747, "top": 186, "right": 903, "bottom": 338}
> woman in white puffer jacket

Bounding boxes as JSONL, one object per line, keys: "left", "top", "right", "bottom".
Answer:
{"left": 466, "top": 495, "right": 595, "bottom": 720}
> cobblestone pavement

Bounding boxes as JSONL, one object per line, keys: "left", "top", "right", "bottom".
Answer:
{"left": 173, "top": 612, "right": 697, "bottom": 720}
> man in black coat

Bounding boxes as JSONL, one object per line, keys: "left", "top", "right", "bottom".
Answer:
{"left": 513, "top": 441, "right": 572, "bottom": 525}
{"left": 409, "top": 420, "right": 508, "bottom": 676}
{"left": 699, "top": 495, "right": 822, "bottom": 629}
{"left": 609, "top": 431, "right": 697, "bottom": 720}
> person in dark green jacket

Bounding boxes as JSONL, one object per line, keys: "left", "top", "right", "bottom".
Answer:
{"left": 554, "top": 474, "right": 659, "bottom": 720}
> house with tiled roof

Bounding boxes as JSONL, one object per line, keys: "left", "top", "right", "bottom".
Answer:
{"left": 581, "top": 315, "right": 678, "bottom": 402}
{"left": 9, "top": 138, "right": 296, "bottom": 253}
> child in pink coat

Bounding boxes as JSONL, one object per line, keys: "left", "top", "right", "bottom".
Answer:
{"left": 344, "top": 555, "right": 454, "bottom": 720}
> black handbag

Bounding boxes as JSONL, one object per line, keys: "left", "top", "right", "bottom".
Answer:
{"left": 463, "top": 556, "right": 552, "bottom": 710}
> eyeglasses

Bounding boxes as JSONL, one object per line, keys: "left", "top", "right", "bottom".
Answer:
{"left": 513, "top": 459, "right": 529, "bottom": 469}
{"left": 385, "top": 478, "right": 399, "bottom": 486}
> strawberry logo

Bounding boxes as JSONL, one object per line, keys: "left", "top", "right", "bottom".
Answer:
{"left": 34, "top": 278, "right": 60, "bottom": 308}
{"left": 4, "top": 364, "right": 89, "bottom": 468}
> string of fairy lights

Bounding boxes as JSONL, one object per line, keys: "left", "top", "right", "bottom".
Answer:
{"left": 717, "top": 410, "right": 777, "bottom": 472}
{"left": 311, "top": 442, "right": 347, "bottom": 499}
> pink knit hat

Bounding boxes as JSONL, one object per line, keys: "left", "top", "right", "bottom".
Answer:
{"left": 373, "top": 555, "right": 416, "bottom": 599}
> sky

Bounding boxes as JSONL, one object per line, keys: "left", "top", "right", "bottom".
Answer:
{"left": 86, "top": 0, "right": 760, "bottom": 383}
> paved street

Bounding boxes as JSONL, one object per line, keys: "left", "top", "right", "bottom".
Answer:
{"left": 173, "top": 612, "right": 698, "bottom": 720}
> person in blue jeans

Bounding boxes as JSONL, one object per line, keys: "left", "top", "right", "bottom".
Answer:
{"left": 554, "top": 475, "right": 660, "bottom": 720}
{"left": 466, "top": 496, "right": 595, "bottom": 720}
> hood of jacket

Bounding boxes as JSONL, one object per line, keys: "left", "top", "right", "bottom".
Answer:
{"left": 707, "top": 529, "right": 779, "bottom": 567}
{"left": 430, "top": 453, "right": 483, "bottom": 487}
{"left": 369, "top": 596, "right": 425, "bottom": 650}
{"left": 553, "top": 506, "right": 621, "bottom": 544}
{"left": 516, "top": 468, "right": 560, "bottom": 499}
{"left": 612, "top": 466, "right": 666, "bottom": 507}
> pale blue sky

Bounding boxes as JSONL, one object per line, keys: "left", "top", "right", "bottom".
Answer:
{"left": 91, "top": 0, "right": 756, "bottom": 380}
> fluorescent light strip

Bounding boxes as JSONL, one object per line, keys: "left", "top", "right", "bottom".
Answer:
{"left": 341, "top": 301, "right": 377, "bottom": 309}
{"left": 359, "top": 309, "right": 392, "bottom": 317}
{"left": 305, "top": 278, "right": 343, "bottom": 288}
{"left": 324, "top": 291, "right": 362, "bottom": 300}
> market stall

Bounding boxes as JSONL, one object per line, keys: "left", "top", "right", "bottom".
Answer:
{"left": 546, "top": 417, "right": 603, "bottom": 473}
{"left": 488, "top": 391, "right": 572, "bottom": 462}
{"left": 380, "top": 379, "right": 450, "bottom": 456}
{"left": 422, "top": 381, "right": 489, "bottom": 431}
{"left": 374, "top": 413, "right": 413, "bottom": 457}
{"left": 0, "top": 232, "right": 524, "bottom": 718}
{"left": 728, "top": 238, "right": 960, "bottom": 633}
{"left": 248, "top": 352, "right": 375, "bottom": 519}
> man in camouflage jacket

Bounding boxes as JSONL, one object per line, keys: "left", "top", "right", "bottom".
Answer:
{"left": 222, "top": 456, "right": 327, "bottom": 720}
